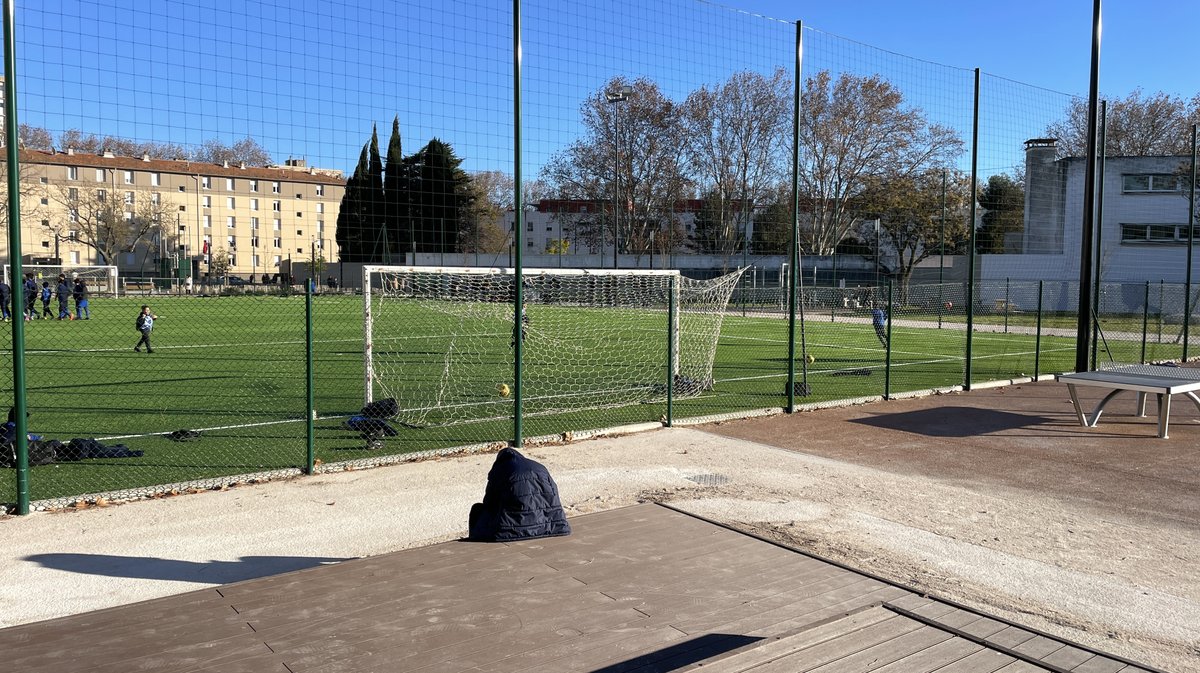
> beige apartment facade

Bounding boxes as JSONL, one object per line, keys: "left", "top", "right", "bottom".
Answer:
{"left": 10, "top": 149, "right": 344, "bottom": 281}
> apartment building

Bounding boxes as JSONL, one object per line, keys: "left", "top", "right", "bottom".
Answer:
{"left": 12, "top": 149, "right": 344, "bottom": 280}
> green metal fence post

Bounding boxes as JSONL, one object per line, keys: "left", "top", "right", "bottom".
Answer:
{"left": 305, "top": 279, "right": 315, "bottom": 473}
{"left": 1034, "top": 281, "right": 1043, "bottom": 380}
{"left": 3, "top": 0, "right": 30, "bottom": 515}
{"left": 666, "top": 281, "right": 675, "bottom": 426}
{"left": 1184, "top": 124, "right": 1196, "bottom": 362}
{"left": 786, "top": 19, "right": 803, "bottom": 413}
{"left": 512, "top": 0, "right": 525, "bottom": 447}
{"left": 1004, "top": 277, "right": 1010, "bottom": 333}
{"left": 965, "top": 68, "right": 979, "bottom": 390}
{"left": 1141, "top": 281, "right": 1149, "bottom": 364}
{"left": 884, "top": 281, "right": 893, "bottom": 400}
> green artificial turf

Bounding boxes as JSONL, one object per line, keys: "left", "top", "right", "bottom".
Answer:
{"left": 0, "top": 293, "right": 1177, "bottom": 505}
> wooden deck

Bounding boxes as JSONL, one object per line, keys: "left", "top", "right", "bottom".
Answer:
{"left": 0, "top": 504, "right": 1157, "bottom": 673}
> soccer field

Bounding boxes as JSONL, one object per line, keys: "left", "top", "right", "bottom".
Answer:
{"left": 0, "top": 293, "right": 1150, "bottom": 505}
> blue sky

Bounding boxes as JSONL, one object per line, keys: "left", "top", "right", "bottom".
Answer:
{"left": 714, "top": 0, "right": 1198, "bottom": 99}
{"left": 15, "top": 0, "right": 1197, "bottom": 180}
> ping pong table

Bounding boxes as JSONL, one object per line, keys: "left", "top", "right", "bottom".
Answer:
{"left": 1056, "top": 364, "right": 1200, "bottom": 438}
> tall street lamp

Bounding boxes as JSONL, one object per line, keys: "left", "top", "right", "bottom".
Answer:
{"left": 606, "top": 85, "right": 631, "bottom": 270}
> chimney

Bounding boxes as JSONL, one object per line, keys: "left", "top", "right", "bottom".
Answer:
{"left": 66, "top": 147, "right": 74, "bottom": 156}
{"left": 239, "top": 161, "right": 246, "bottom": 169}
{"left": 102, "top": 150, "right": 115, "bottom": 158}
{"left": 223, "top": 160, "right": 229, "bottom": 168}
{"left": 1023, "top": 138, "right": 1064, "bottom": 255}
{"left": 142, "top": 153, "right": 150, "bottom": 162}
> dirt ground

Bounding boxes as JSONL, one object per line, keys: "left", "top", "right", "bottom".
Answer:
{"left": 2, "top": 378, "right": 1197, "bottom": 672}
{"left": 676, "top": 380, "right": 1200, "bottom": 672}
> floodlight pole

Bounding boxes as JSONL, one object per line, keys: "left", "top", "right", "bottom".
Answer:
{"left": 1076, "top": 0, "right": 1102, "bottom": 374}
{"left": 607, "top": 85, "right": 631, "bottom": 270}
{"left": 3, "top": 0, "right": 30, "bottom": 514}
{"left": 512, "top": 0, "right": 525, "bottom": 447}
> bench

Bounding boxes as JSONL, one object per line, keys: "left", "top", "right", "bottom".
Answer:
{"left": 1056, "top": 364, "right": 1200, "bottom": 438}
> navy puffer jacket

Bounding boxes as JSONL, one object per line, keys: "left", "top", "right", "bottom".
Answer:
{"left": 468, "top": 447, "right": 571, "bottom": 542}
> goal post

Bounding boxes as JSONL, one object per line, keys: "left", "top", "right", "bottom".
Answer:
{"left": 362, "top": 266, "right": 744, "bottom": 428}
{"left": 4, "top": 265, "right": 120, "bottom": 297}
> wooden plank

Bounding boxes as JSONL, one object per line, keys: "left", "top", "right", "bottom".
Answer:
{"left": 927, "top": 607, "right": 988, "bottom": 630}
{"left": 1068, "top": 655, "right": 1132, "bottom": 673}
{"left": 930, "top": 649, "right": 1019, "bottom": 673}
{"left": 986, "top": 626, "right": 1039, "bottom": 650}
{"left": 680, "top": 607, "right": 898, "bottom": 673}
{"left": 804, "top": 625, "right": 955, "bottom": 673}
{"left": 960, "top": 616, "right": 1015, "bottom": 640}
{"left": 870, "top": 636, "right": 984, "bottom": 673}
{"left": 751, "top": 585, "right": 913, "bottom": 637}
{"left": 726, "top": 616, "right": 926, "bottom": 673}
{"left": 993, "top": 660, "right": 1054, "bottom": 672}
{"left": 886, "top": 594, "right": 936, "bottom": 612}
{"left": 1012, "top": 635, "right": 1066, "bottom": 660}
{"left": 1040, "top": 646, "right": 1101, "bottom": 671}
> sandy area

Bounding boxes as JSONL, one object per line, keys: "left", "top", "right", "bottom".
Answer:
{"left": 1, "top": 402, "right": 1197, "bottom": 672}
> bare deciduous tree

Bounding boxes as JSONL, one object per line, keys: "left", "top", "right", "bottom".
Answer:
{"left": 51, "top": 182, "right": 176, "bottom": 266}
{"left": 858, "top": 169, "right": 971, "bottom": 300}
{"left": 543, "top": 77, "right": 690, "bottom": 259}
{"left": 798, "top": 71, "right": 964, "bottom": 255}
{"left": 192, "top": 137, "right": 273, "bottom": 167}
{"left": 1047, "top": 89, "right": 1200, "bottom": 157}
{"left": 57, "top": 129, "right": 188, "bottom": 160}
{"left": 680, "top": 68, "right": 790, "bottom": 263}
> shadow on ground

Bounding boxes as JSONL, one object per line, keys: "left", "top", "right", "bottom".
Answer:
{"left": 851, "top": 406, "right": 1053, "bottom": 437}
{"left": 23, "top": 553, "right": 352, "bottom": 584}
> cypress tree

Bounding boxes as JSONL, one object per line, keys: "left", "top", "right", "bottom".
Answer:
{"left": 367, "top": 124, "right": 386, "bottom": 261}
{"left": 413, "top": 139, "right": 474, "bottom": 253}
{"left": 384, "top": 116, "right": 408, "bottom": 262}
{"left": 335, "top": 143, "right": 371, "bottom": 262}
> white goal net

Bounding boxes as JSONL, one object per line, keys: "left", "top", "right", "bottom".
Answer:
{"left": 363, "top": 266, "right": 745, "bottom": 428}
{"left": 4, "top": 265, "right": 119, "bottom": 297}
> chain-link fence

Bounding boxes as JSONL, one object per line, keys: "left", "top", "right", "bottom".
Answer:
{"left": 3, "top": 0, "right": 1197, "bottom": 512}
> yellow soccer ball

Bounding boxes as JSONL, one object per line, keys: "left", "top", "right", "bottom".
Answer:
{"left": 497, "top": 383, "right": 511, "bottom": 398}
{"left": 804, "top": 354, "right": 816, "bottom": 365}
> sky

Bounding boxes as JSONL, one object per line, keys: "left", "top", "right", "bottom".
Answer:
{"left": 14, "top": 0, "right": 1199, "bottom": 180}
{"left": 712, "top": 0, "right": 1198, "bottom": 99}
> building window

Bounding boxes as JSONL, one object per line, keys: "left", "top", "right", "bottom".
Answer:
{"left": 151, "top": 192, "right": 161, "bottom": 205}
{"left": 68, "top": 187, "right": 78, "bottom": 200}
{"left": 296, "top": 192, "right": 303, "bottom": 199}
{"left": 178, "top": 185, "right": 186, "bottom": 192}
{"left": 273, "top": 219, "right": 281, "bottom": 231}
{"left": 253, "top": 254, "right": 260, "bottom": 267}
{"left": 296, "top": 211, "right": 303, "bottom": 218}
{"left": 96, "top": 189, "right": 107, "bottom": 201}
{"left": 272, "top": 200, "right": 281, "bottom": 211}
{"left": 69, "top": 209, "right": 79, "bottom": 222}
{"left": 273, "top": 238, "right": 281, "bottom": 248}
{"left": 227, "top": 235, "right": 236, "bottom": 247}
{"left": 1122, "top": 174, "right": 1180, "bottom": 193}
{"left": 296, "top": 229, "right": 303, "bottom": 236}
{"left": 226, "top": 178, "right": 235, "bottom": 190}
{"left": 252, "top": 237, "right": 259, "bottom": 247}
{"left": 67, "top": 230, "right": 78, "bottom": 241}
{"left": 124, "top": 191, "right": 135, "bottom": 205}
{"left": 296, "top": 248, "right": 303, "bottom": 253}
{"left": 201, "top": 176, "right": 211, "bottom": 189}
{"left": 250, "top": 198, "right": 259, "bottom": 211}
{"left": 316, "top": 185, "right": 324, "bottom": 196}
{"left": 70, "top": 251, "right": 80, "bottom": 264}
{"left": 227, "top": 197, "right": 236, "bottom": 209}
{"left": 179, "top": 225, "right": 186, "bottom": 233}
{"left": 272, "top": 255, "right": 281, "bottom": 266}
{"left": 202, "top": 195, "right": 211, "bottom": 208}
{"left": 95, "top": 169, "right": 105, "bottom": 182}
{"left": 317, "top": 220, "right": 324, "bottom": 233}
{"left": 271, "top": 181, "right": 280, "bottom": 194}
{"left": 229, "top": 253, "right": 236, "bottom": 266}
{"left": 179, "top": 205, "right": 186, "bottom": 212}
{"left": 124, "top": 170, "right": 134, "bottom": 184}
{"left": 1120, "top": 223, "right": 1198, "bottom": 244}
{"left": 250, "top": 179, "right": 259, "bottom": 192}
{"left": 527, "top": 222, "right": 533, "bottom": 232}
{"left": 251, "top": 217, "right": 259, "bottom": 230}
{"left": 67, "top": 166, "right": 78, "bottom": 180}
{"left": 316, "top": 202, "right": 324, "bottom": 214}
{"left": 227, "top": 216, "right": 236, "bottom": 229}
{"left": 40, "top": 197, "right": 48, "bottom": 206}
{"left": 203, "top": 215, "right": 212, "bottom": 229}
{"left": 150, "top": 172, "right": 161, "bottom": 187}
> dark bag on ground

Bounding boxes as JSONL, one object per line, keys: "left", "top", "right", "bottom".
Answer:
{"left": 468, "top": 447, "right": 571, "bottom": 542}
{"left": 345, "top": 416, "right": 398, "bottom": 438}
{"left": 360, "top": 398, "right": 399, "bottom": 419}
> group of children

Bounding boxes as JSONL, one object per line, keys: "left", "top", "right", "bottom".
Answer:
{"left": 0, "top": 273, "right": 90, "bottom": 322}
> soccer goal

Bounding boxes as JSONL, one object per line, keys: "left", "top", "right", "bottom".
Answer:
{"left": 363, "top": 266, "right": 745, "bottom": 428}
{"left": 4, "top": 265, "right": 120, "bottom": 296}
